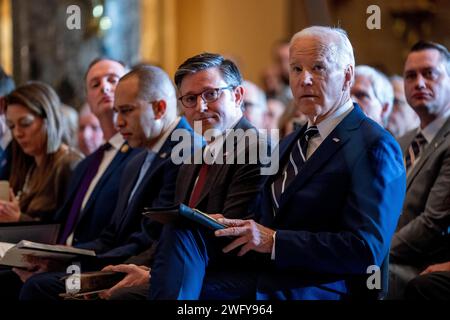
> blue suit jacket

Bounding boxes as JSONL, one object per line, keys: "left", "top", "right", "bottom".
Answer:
{"left": 76, "top": 117, "right": 195, "bottom": 266}
{"left": 54, "top": 141, "right": 139, "bottom": 244}
{"left": 255, "top": 105, "right": 406, "bottom": 299}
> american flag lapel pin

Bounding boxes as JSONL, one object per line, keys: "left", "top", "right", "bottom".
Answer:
{"left": 332, "top": 138, "right": 340, "bottom": 143}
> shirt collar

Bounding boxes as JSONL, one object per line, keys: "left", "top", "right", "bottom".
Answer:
{"left": 204, "top": 116, "right": 242, "bottom": 161}
{"left": 151, "top": 116, "right": 181, "bottom": 153}
{"left": 108, "top": 132, "right": 125, "bottom": 150}
{"left": 308, "top": 99, "right": 354, "bottom": 140}
{"left": 421, "top": 108, "right": 450, "bottom": 144}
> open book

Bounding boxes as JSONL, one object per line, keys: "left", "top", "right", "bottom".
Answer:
{"left": 142, "top": 203, "right": 226, "bottom": 230}
{"left": 59, "top": 271, "right": 127, "bottom": 299}
{"left": 0, "top": 240, "right": 95, "bottom": 268}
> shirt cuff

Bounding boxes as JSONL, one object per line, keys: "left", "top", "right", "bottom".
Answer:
{"left": 271, "top": 231, "right": 276, "bottom": 260}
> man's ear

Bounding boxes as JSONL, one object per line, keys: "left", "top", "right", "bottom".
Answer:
{"left": 152, "top": 100, "right": 167, "bottom": 120}
{"left": 233, "top": 85, "right": 245, "bottom": 109}
{"left": 343, "top": 65, "right": 354, "bottom": 91}
{"left": 381, "top": 102, "right": 391, "bottom": 119}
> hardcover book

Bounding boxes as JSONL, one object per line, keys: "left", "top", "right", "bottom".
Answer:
{"left": 0, "top": 240, "right": 95, "bottom": 268}
{"left": 59, "top": 271, "right": 127, "bottom": 299}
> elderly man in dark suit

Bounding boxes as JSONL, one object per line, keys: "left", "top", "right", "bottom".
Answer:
{"left": 148, "top": 27, "right": 406, "bottom": 300}
{"left": 389, "top": 41, "right": 450, "bottom": 299}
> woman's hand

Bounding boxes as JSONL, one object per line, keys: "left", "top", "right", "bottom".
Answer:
{"left": 0, "top": 189, "right": 20, "bottom": 222}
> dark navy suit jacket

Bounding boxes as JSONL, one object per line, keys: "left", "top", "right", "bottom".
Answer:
{"left": 53, "top": 141, "right": 139, "bottom": 244}
{"left": 76, "top": 117, "right": 195, "bottom": 266}
{"left": 254, "top": 105, "right": 406, "bottom": 299}
{"left": 0, "top": 142, "right": 11, "bottom": 180}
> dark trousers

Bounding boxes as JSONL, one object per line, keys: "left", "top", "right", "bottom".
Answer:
{"left": 19, "top": 271, "right": 66, "bottom": 300}
{"left": 405, "top": 271, "right": 450, "bottom": 300}
{"left": 0, "top": 267, "right": 23, "bottom": 300}
{"left": 148, "top": 224, "right": 258, "bottom": 300}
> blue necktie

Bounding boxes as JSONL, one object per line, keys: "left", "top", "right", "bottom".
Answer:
{"left": 271, "top": 126, "right": 319, "bottom": 208}
{"left": 58, "top": 143, "right": 111, "bottom": 244}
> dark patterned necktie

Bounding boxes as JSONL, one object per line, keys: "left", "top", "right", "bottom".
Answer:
{"left": 404, "top": 132, "right": 427, "bottom": 171}
{"left": 271, "top": 126, "right": 319, "bottom": 208}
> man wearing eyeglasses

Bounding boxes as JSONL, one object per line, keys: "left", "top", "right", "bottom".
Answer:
{"left": 351, "top": 65, "right": 394, "bottom": 128}
{"left": 172, "top": 53, "right": 266, "bottom": 221}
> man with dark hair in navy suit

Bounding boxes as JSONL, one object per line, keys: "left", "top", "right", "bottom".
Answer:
{"left": 148, "top": 26, "right": 406, "bottom": 300}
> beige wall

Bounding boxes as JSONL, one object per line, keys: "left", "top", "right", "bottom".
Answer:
{"left": 141, "top": 0, "right": 290, "bottom": 86}
{"left": 177, "top": 0, "right": 290, "bottom": 86}
{"left": 327, "top": 0, "right": 450, "bottom": 75}
{"left": 140, "top": 0, "right": 450, "bottom": 82}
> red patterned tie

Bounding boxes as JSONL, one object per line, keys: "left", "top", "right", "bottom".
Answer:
{"left": 188, "top": 164, "right": 210, "bottom": 208}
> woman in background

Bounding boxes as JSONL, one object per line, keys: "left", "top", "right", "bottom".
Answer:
{"left": 0, "top": 81, "right": 83, "bottom": 222}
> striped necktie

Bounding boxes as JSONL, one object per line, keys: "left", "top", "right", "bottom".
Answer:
{"left": 271, "top": 126, "right": 319, "bottom": 208}
{"left": 404, "top": 132, "right": 427, "bottom": 171}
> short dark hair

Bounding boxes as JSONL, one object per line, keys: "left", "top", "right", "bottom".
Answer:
{"left": 409, "top": 41, "right": 449, "bottom": 73}
{"left": 174, "top": 53, "right": 242, "bottom": 89}
{"left": 0, "top": 66, "right": 15, "bottom": 97}
{"left": 119, "top": 64, "right": 175, "bottom": 102}
{"left": 84, "top": 57, "right": 126, "bottom": 80}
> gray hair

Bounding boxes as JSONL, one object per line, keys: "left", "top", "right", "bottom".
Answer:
{"left": 291, "top": 26, "right": 355, "bottom": 74}
{"left": 355, "top": 65, "right": 394, "bottom": 126}
{"left": 242, "top": 80, "right": 267, "bottom": 111}
{"left": 174, "top": 53, "right": 242, "bottom": 89}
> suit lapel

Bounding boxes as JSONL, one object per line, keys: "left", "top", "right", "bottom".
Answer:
{"left": 191, "top": 117, "right": 252, "bottom": 207}
{"left": 278, "top": 128, "right": 351, "bottom": 210}
{"left": 125, "top": 118, "right": 191, "bottom": 211}
{"left": 192, "top": 163, "right": 223, "bottom": 207}
{"left": 406, "top": 118, "right": 450, "bottom": 190}
{"left": 177, "top": 162, "right": 199, "bottom": 204}
{"left": 80, "top": 144, "right": 132, "bottom": 219}
{"left": 276, "top": 106, "right": 363, "bottom": 216}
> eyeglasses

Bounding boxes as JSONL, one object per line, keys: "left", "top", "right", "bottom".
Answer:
{"left": 178, "top": 86, "right": 234, "bottom": 108}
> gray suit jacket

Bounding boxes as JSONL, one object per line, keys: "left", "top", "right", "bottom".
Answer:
{"left": 390, "top": 117, "right": 450, "bottom": 267}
